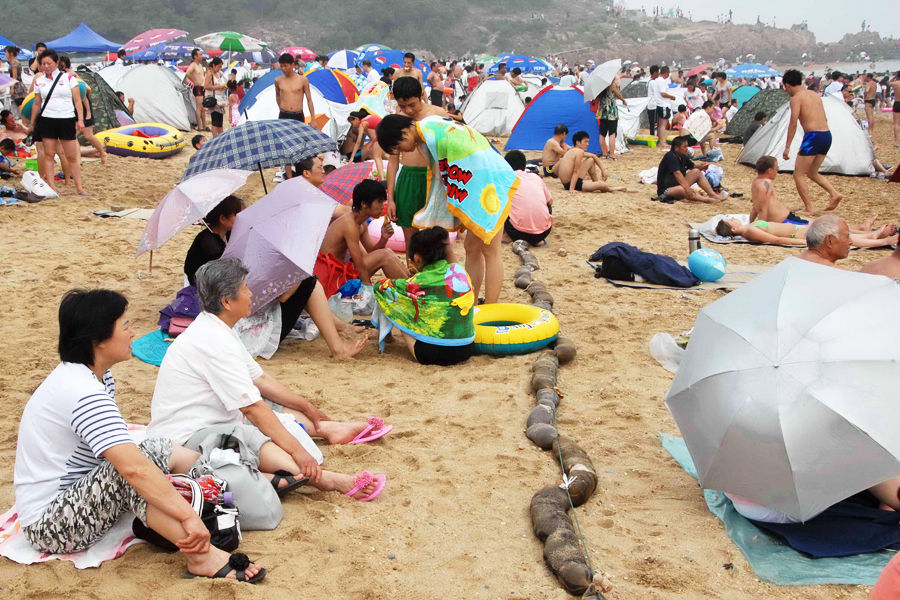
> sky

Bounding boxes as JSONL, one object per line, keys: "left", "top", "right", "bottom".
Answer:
{"left": 619, "top": 0, "right": 899, "bottom": 43}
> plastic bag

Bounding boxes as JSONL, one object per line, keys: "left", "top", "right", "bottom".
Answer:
{"left": 328, "top": 279, "right": 375, "bottom": 321}
{"left": 21, "top": 171, "right": 58, "bottom": 199}
{"left": 234, "top": 302, "right": 281, "bottom": 359}
{"left": 649, "top": 332, "right": 684, "bottom": 374}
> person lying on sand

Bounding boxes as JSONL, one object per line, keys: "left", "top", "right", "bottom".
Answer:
{"left": 540, "top": 124, "right": 569, "bottom": 178}
{"left": 314, "top": 179, "right": 409, "bottom": 298}
{"left": 715, "top": 214, "right": 896, "bottom": 247}
{"left": 557, "top": 131, "right": 626, "bottom": 193}
{"left": 373, "top": 226, "right": 476, "bottom": 365}
{"left": 14, "top": 289, "right": 266, "bottom": 583}
{"left": 148, "top": 258, "right": 390, "bottom": 502}
{"left": 749, "top": 155, "right": 808, "bottom": 224}
{"left": 183, "top": 193, "right": 367, "bottom": 360}
{"left": 1, "top": 110, "right": 28, "bottom": 143}
{"left": 653, "top": 135, "right": 725, "bottom": 203}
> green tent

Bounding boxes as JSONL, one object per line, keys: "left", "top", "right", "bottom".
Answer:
{"left": 725, "top": 89, "right": 788, "bottom": 136}
{"left": 75, "top": 68, "right": 133, "bottom": 138}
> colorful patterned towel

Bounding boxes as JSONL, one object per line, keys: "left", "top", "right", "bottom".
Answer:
{"left": 415, "top": 116, "right": 519, "bottom": 243}
{"left": 0, "top": 425, "right": 149, "bottom": 569}
{"left": 373, "top": 260, "right": 475, "bottom": 351}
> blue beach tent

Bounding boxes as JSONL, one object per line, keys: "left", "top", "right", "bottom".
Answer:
{"left": 506, "top": 86, "right": 601, "bottom": 154}
{"left": 45, "top": 23, "right": 121, "bottom": 53}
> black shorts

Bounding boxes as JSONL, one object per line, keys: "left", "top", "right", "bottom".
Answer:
{"left": 429, "top": 89, "right": 443, "bottom": 106}
{"left": 278, "top": 276, "right": 318, "bottom": 342}
{"left": 36, "top": 116, "right": 76, "bottom": 141}
{"left": 278, "top": 110, "right": 305, "bottom": 122}
{"left": 504, "top": 219, "right": 551, "bottom": 245}
{"left": 865, "top": 99, "right": 877, "bottom": 107}
{"left": 719, "top": 102, "right": 729, "bottom": 109}
{"left": 192, "top": 85, "right": 205, "bottom": 97}
{"left": 568, "top": 178, "right": 583, "bottom": 191}
{"left": 210, "top": 110, "right": 224, "bottom": 128}
{"left": 598, "top": 118, "right": 617, "bottom": 136}
{"left": 84, "top": 117, "right": 94, "bottom": 127}
{"left": 543, "top": 164, "right": 557, "bottom": 178}
{"left": 655, "top": 107, "right": 671, "bottom": 123}
{"left": 894, "top": 101, "right": 900, "bottom": 114}
{"left": 413, "top": 340, "right": 474, "bottom": 366}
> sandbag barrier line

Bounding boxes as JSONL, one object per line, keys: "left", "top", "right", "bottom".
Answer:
{"left": 512, "top": 241, "right": 611, "bottom": 598}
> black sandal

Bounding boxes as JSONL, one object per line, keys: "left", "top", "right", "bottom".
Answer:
{"left": 271, "top": 470, "right": 309, "bottom": 497}
{"left": 185, "top": 552, "right": 266, "bottom": 583}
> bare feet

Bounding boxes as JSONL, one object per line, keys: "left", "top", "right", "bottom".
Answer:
{"left": 875, "top": 224, "right": 897, "bottom": 239}
{"left": 863, "top": 214, "right": 879, "bottom": 231}
{"left": 333, "top": 319, "right": 365, "bottom": 335}
{"left": 825, "top": 193, "right": 842, "bottom": 212}
{"left": 331, "top": 331, "right": 369, "bottom": 359}
{"left": 316, "top": 470, "right": 380, "bottom": 499}
{"left": 186, "top": 546, "right": 265, "bottom": 581}
{"left": 317, "top": 419, "right": 381, "bottom": 445}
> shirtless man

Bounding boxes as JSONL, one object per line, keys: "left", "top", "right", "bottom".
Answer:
{"left": 0, "top": 109, "right": 28, "bottom": 142}
{"left": 861, "top": 240, "right": 900, "bottom": 278}
{"left": 556, "top": 132, "right": 625, "bottom": 193}
{"left": 386, "top": 77, "right": 449, "bottom": 258}
{"left": 183, "top": 49, "right": 207, "bottom": 131}
{"left": 392, "top": 53, "right": 424, "bottom": 84}
{"left": 749, "top": 155, "right": 808, "bottom": 224}
{"left": 315, "top": 179, "right": 409, "bottom": 297}
{"left": 541, "top": 124, "right": 569, "bottom": 178}
{"left": 493, "top": 63, "right": 508, "bottom": 81}
{"left": 275, "top": 53, "right": 315, "bottom": 178}
{"left": 798, "top": 214, "right": 850, "bottom": 268}
{"left": 427, "top": 62, "right": 445, "bottom": 107}
{"left": 782, "top": 69, "right": 842, "bottom": 214}
{"left": 863, "top": 73, "right": 877, "bottom": 134}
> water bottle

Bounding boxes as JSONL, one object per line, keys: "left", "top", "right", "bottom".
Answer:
{"left": 688, "top": 228, "right": 701, "bottom": 254}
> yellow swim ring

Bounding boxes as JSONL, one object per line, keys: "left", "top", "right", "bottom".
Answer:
{"left": 473, "top": 303, "right": 559, "bottom": 355}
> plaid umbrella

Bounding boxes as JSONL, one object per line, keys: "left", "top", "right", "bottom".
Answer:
{"left": 319, "top": 161, "right": 377, "bottom": 205}
{"left": 182, "top": 120, "right": 337, "bottom": 183}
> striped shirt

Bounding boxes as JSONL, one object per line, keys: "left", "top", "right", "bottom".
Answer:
{"left": 14, "top": 363, "right": 133, "bottom": 526}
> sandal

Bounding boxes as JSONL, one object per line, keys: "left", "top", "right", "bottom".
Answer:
{"left": 345, "top": 471, "right": 387, "bottom": 502}
{"left": 271, "top": 470, "right": 309, "bottom": 497}
{"left": 348, "top": 417, "right": 393, "bottom": 444}
{"left": 185, "top": 552, "right": 266, "bottom": 583}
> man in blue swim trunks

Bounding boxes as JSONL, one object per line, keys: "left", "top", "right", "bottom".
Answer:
{"left": 782, "top": 69, "right": 842, "bottom": 214}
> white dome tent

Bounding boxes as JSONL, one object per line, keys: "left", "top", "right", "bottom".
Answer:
{"left": 460, "top": 79, "right": 526, "bottom": 136}
{"left": 116, "top": 65, "right": 197, "bottom": 131}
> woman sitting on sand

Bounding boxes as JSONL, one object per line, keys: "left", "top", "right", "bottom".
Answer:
{"left": 13, "top": 289, "right": 265, "bottom": 582}
{"left": 182, "top": 195, "right": 367, "bottom": 359}
{"left": 715, "top": 217, "right": 898, "bottom": 247}
{"left": 373, "top": 226, "right": 476, "bottom": 365}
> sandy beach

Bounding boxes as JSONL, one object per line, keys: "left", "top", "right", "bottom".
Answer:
{"left": 0, "top": 112, "right": 897, "bottom": 599}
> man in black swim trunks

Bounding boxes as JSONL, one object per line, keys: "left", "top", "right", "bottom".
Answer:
{"left": 556, "top": 131, "right": 626, "bottom": 193}
{"left": 863, "top": 73, "right": 878, "bottom": 134}
{"left": 183, "top": 48, "right": 207, "bottom": 131}
{"left": 275, "top": 53, "right": 315, "bottom": 178}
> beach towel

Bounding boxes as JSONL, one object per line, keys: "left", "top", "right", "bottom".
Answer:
{"left": 131, "top": 329, "right": 172, "bottom": 367}
{"left": 416, "top": 116, "right": 519, "bottom": 243}
{"left": 588, "top": 260, "right": 768, "bottom": 291}
{"left": 688, "top": 216, "right": 897, "bottom": 249}
{"left": 372, "top": 259, "right": 476, "bottom": 352}
{"left": 0, "top": 425, "right": 150, "bottom": 569}
{"left": 660, "top": 433, "right": 895, "bottom": 585}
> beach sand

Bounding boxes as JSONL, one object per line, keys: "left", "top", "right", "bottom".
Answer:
{"left": 0, "top": 113, "right": 897, "bottom": 599}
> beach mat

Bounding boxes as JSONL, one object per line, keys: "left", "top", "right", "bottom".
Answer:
{"left": 660, "top": 432, "right": 894, "bottom": 585}
{"left": 93, "top": 208, "right": 155, "bottom": 220}
{"left": 131, "top": 329, "right": 171, "bottom": 366}
{"left": 588, "top": 261, "right": 766, "bottom": 291}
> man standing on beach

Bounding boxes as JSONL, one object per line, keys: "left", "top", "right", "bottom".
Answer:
{"left": 863, "top": 73, "right": 877, "bottom": 134}
{"left": 650, "top": 66, "right": 676, "bottom": 149}
{"left": 275, "top": 53, "right": 316, "bottom": 179}
{"left": 782, "top": 69, "right": 842, "bottom": 214}
{"left": 427, "top": 62, "right": 445, "bottom": 106}
{"left": 184, "top": 49, "right": 207, "bottom": 131}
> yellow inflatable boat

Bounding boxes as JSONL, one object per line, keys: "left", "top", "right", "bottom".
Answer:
{"left": 99, "top": 123, "right": 186, "bottom": 159}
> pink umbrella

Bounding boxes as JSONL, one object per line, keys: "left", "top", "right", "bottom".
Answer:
{"left": 222, "top": 177, "right": 336, "bottom": 312}
{"left": 279, "top": 46, "right": 317, "bottom": 61}
{"left": 319, "top": 161, "right": 378, "bottom": 205}
{"left": 122, "top": 28, "right": 188, "bottom": 53}
{"left": 686, "top": 64, "right": 711, "bottom": 78}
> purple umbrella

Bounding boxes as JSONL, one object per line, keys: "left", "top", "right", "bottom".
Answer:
{"left": 222, "top": 177, "right": 335, "bottom": 312}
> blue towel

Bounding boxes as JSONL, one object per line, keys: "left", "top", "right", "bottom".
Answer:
{"left": 131, "top": 330, "right": 172, "bottom": 367}
{"left": 660, "top": 433, "right": 894, "bottom": 585}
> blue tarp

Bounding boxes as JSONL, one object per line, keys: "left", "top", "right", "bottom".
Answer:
{"left": 506, "top": 86, "right": 601, "bottom": 154}
{"left": 726, "top": 63, "right": 781, "bottom": 79}
{"left": 45, "top": 23, "right": 121, "bottom": 53}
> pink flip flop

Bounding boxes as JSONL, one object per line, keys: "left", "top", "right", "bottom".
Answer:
{"left": 345, "top": 471, "right": 387, "bottom": 502}
{"left": 348, "top": 416, "right": 393, "bottom": 444}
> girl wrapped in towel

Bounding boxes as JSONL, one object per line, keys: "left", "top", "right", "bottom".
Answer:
{"left": 372, "top": 226, "right": 476, "bottom": 365}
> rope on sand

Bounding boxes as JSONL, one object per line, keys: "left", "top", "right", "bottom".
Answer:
{"left": 511, "top": 241, "right": 612, "bottom": 599}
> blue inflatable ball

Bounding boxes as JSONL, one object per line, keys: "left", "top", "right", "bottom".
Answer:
{"left": 688, "top": 248, "right": 727, "bottom": 282}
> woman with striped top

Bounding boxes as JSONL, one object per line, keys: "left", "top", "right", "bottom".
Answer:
{"left": 13, "top": 289, "right": 266, "bottom": 582}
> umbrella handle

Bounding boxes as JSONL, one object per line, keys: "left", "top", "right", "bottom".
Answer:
{"left": 258, "top": 162, "right": 268, "bottom": 194}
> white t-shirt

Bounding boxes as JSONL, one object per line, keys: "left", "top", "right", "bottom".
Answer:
{"left": 559, "top": 74, "right": 576, "bottom": 87}
{"left": 365, "top": 68, "right": 381, "bottom": 85}
{"left": 148, "top": 311, "right": 264, "bottom": 445}
{"left": 33, "top": 69, "right": 80, "bottom": 119}
{"left": 725, "top": 105, "right": 739, "bottom": 121}
{"left": 14, "top": 363, "right": 133, "bottom": 526}
{"left": 647, "top": 77, "right": 665, "bottom": 109}
{"left": 684, "top": 88, "right": 705, "bottom": 111}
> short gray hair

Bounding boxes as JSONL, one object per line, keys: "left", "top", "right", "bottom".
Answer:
{"left": 805, "top": 214, "right": 842, "bottom": 249}
{"left": 196, "top": 257, "right": 248, "bottom": 314}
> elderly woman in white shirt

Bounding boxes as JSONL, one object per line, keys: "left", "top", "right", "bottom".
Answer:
{"left": 14, "top": 289, "right": 266, "bottom": 582}
{"left": 148, "top": 257, "right": 389, "bottom": 502}
{"left": 27, "top": 49, "right": 87, "bottom": 196}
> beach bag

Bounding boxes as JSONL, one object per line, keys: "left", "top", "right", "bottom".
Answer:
{"left": 158, "top": 285, "right": 201, "bottom": 333}
{"left": 131, "top": 472, "right": 241, "bottom": 552}
{"left": 21, "top": 171, "right": 58, "bottom": 199}
{"left": 167, "top": 316, "right": 194, "bottom": 336}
